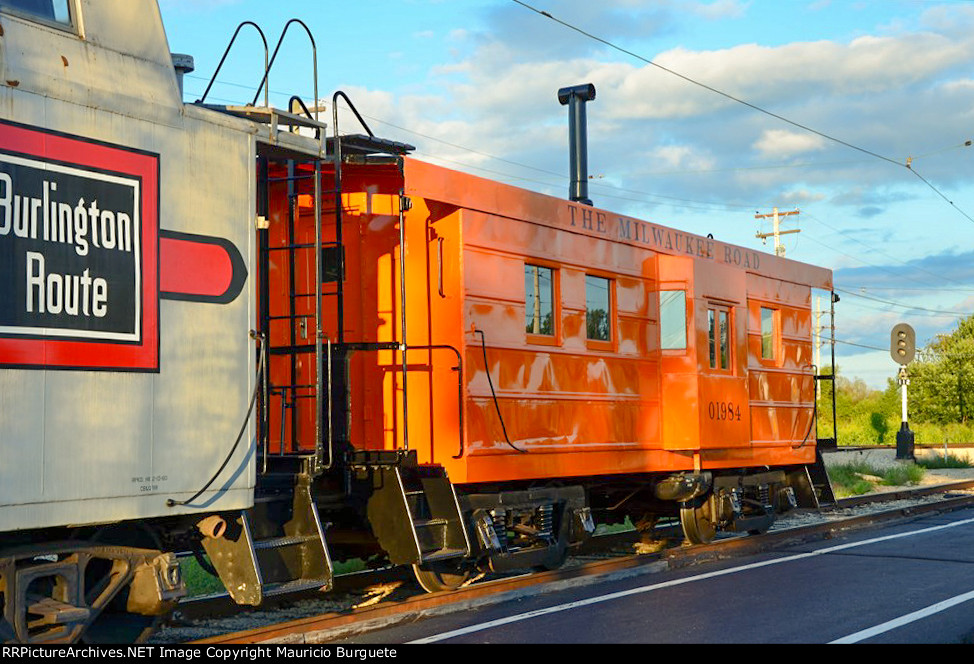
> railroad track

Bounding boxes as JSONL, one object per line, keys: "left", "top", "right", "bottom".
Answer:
{"left": 155, "top": 480, "right": 974, "bottom": 645}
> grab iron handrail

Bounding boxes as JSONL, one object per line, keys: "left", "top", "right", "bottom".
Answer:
{"left": 197, "top": 21, "right": 268, "bottom": 107}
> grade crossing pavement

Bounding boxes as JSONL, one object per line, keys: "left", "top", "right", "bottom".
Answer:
{"left": 338, "top": 507, "right": 974, "bottom": 644}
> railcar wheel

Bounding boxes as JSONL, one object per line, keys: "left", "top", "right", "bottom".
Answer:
{"left": 680, "top": 497, "right": 717, "bottom": 545}
{"left": 412, "top": 561, "right": 473, "bottom": 593}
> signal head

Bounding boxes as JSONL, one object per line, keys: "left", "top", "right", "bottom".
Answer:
{"left": 890, "top": 323, "right": 916, "bottom": 365}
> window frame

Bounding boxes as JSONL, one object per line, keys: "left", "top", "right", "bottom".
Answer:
{"left": 584, "top": 273, "right": 615, "bottom": 351}
{"left": 659, "top": 289, "right": 688, "bottom": 352}
{"left": 707, "top": 304, "right": 733, "bottom": 372}
{"left": 0, "top": 0, "right": 77, "bottom": 33}
{"left": 760, "top": 306, "right": 780, "bottom": 363}
{"left": 524, "top": 261, "right": 561, "bottom": 346}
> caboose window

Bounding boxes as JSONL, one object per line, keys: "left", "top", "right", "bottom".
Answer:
{"left": 0, "top": 0, "right": 72, "bottom": 25}
{"left": 525, "top": 264, "right": 555, "bottom": 336}
{"left": 659, "top": 290, "right": 687, "bottom": 350}
{"left": 708, "top": 307, "right": 730, "bottom": 370}
{"left": 585, "top": 275, "right": 612, "bottom": 342}
{"left": 761, "top": 307, "right": 777, "bottom": 360}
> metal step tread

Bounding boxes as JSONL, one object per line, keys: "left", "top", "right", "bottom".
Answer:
{"left": 420, "top": 547, "right": 467, "bottom": 563}
{"left": 26, "top": 597, "right": 90, "bottom": 624}
{"left": 413, "top": 518, "right": 448, "bottom": 529}
{"left": 262, "top": 577, "right": 332, "bottom": 597}
{"left": 253, "top": 495, "right": 296, "bottom": 505}
{"left": 253, "top": 533, "right": 320, "bottom": 550}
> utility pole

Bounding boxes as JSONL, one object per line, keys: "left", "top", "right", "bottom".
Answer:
{"left": 755, "top": 207, "right": 800, "bottom": 257}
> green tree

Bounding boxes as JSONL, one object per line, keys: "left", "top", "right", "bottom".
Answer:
{"left": 908, "top": 314, "right": 974, "bottom": 424}
{"left": 817, "top": 368, "right": 900, "bottom": 445}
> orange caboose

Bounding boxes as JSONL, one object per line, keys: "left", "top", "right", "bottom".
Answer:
{"left": 256, "top": 144, "right": 834, "bottom": 586}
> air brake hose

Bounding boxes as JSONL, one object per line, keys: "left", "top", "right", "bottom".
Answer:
{"left": 474, "top": 329, "right": 526, "bottom": 454}
{"left": 167, "top": 331, "right": 267, "bottom": 507}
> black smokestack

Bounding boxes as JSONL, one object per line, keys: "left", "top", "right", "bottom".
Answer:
{"left": 557, "top": 83, "right": 596, "bottom": 206}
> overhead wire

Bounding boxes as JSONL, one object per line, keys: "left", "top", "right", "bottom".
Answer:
{"left": 804, "top": 212, "right": 969, "bottom": 289}
{"left": 835, "top": 287, "right": 969, "bottom": 316}
{"left": 838, "top": 298, "right": 965, "bottom": 319}
{"left": 184, "top": 73, "right": 973, "bottom": 374}
{"left": 834, "top": 339, "right": 888, "bottom": 353}
{"left": 184, "top": 74, "right": 770, "bottom": 213}
{"left": 844, "top": 286, "right": 974, "bottom": 293}
{"left": 186, "top": 44, "right": 974, "bottom": 317}
{"left": 511, "top": 0, "right": 974, "bottom": 225}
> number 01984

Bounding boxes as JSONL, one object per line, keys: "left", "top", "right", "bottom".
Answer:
{"left": 708, "top": 401, "right": 742, "bottom": 421}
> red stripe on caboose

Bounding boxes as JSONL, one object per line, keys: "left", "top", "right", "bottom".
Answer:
{"left": 159, "top": 236, "right": 234, "bottom": 298}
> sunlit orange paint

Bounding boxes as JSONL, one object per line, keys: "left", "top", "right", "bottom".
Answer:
{"left": 258, "top": 157, "right": 831, "bottom": 486}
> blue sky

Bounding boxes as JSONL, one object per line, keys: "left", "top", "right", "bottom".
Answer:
{"left": 160, "top": 0, "right": 974, "bottom": 390}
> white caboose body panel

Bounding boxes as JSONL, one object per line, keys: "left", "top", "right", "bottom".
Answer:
{"left": 0, "top": 0, "right": 260, "bottom": 531}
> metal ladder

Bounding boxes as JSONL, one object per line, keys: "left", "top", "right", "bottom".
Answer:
{"left": 258, "top": 154, "right": 336, "bottom": 469}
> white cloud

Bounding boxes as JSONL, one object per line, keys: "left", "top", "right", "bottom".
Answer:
{"left": 329, "top": 1, "right": 974, "bottom": 247}
{"left": 342, "top": 1, "right": 974, "bottom": 387}
{"left": 684, "top": 0, "right": 751, "bottom": 20}
{"left": 781, "top": 189, "right": 827, "bottom": 204}
{"left": 753, "top": 130, "right": 827, "bottom": 158}
{"left": 650, "top": 145, "right": 716, "bottom": 171}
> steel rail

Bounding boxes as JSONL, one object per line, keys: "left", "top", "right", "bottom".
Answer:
{"left": 185, "top": 482, "right": 974, "bottom": 645}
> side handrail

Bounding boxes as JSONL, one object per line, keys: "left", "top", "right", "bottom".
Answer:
{"left": 408, "top": 344, "right": 466, "bottom": 460}
{"left": 332, "top": 90, "right": 375, "bottom": 139}
{"left": 251, "top": 19, "right": 318, "bottom": 121}
{"left": 288, "top": 96, "right": 320, "bottom": 139}
{"left": 331, "top": 90, "right": 376, "bottom": 346}
{"left": 288, "top": 95, "right": 315, "bottom": 122}
{"left": 197, "top": 21, "right": 269, "bottom": 107}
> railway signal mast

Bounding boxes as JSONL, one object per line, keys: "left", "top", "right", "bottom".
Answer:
{"left": 890, "top": 323, "right": 916, "bottom": 461}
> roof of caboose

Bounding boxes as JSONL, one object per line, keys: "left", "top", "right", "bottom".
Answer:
{"left": 403, "top": 156, "right": 832, "bottom": 291}
{"left": 0, "top": 0, "right": 185, "bottom": 116}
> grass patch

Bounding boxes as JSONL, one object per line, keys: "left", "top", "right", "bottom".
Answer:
{"left": 827, "top": 461, "right": 876, "bottom": 497}
{"left": 180, "top": 556, "right": 224, "bottom": 597}
{"left": 879, "top": 463, "right": 925, "bottom": 486}
{"left": 594, "top": 516, "right": 634, "bottom": 536}
{"left": 827, "top": 460, "right": 926, "bottom": 498}
{"left": 180, "top": 554, "right": 374, "bottom": 597}
{"left": 917, "top": 453, "right": 974, "bottom": 469}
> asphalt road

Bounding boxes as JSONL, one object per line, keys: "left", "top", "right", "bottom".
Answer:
{"left": 339, "top": 507, "right": 974, "bottom": 644}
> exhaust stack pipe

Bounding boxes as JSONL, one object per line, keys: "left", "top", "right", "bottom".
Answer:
{"left": 171, "top": 53, "right": 195, "bottom": 99}
{"left": 558, "top": 83, "right": 596, "bottom": 206}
